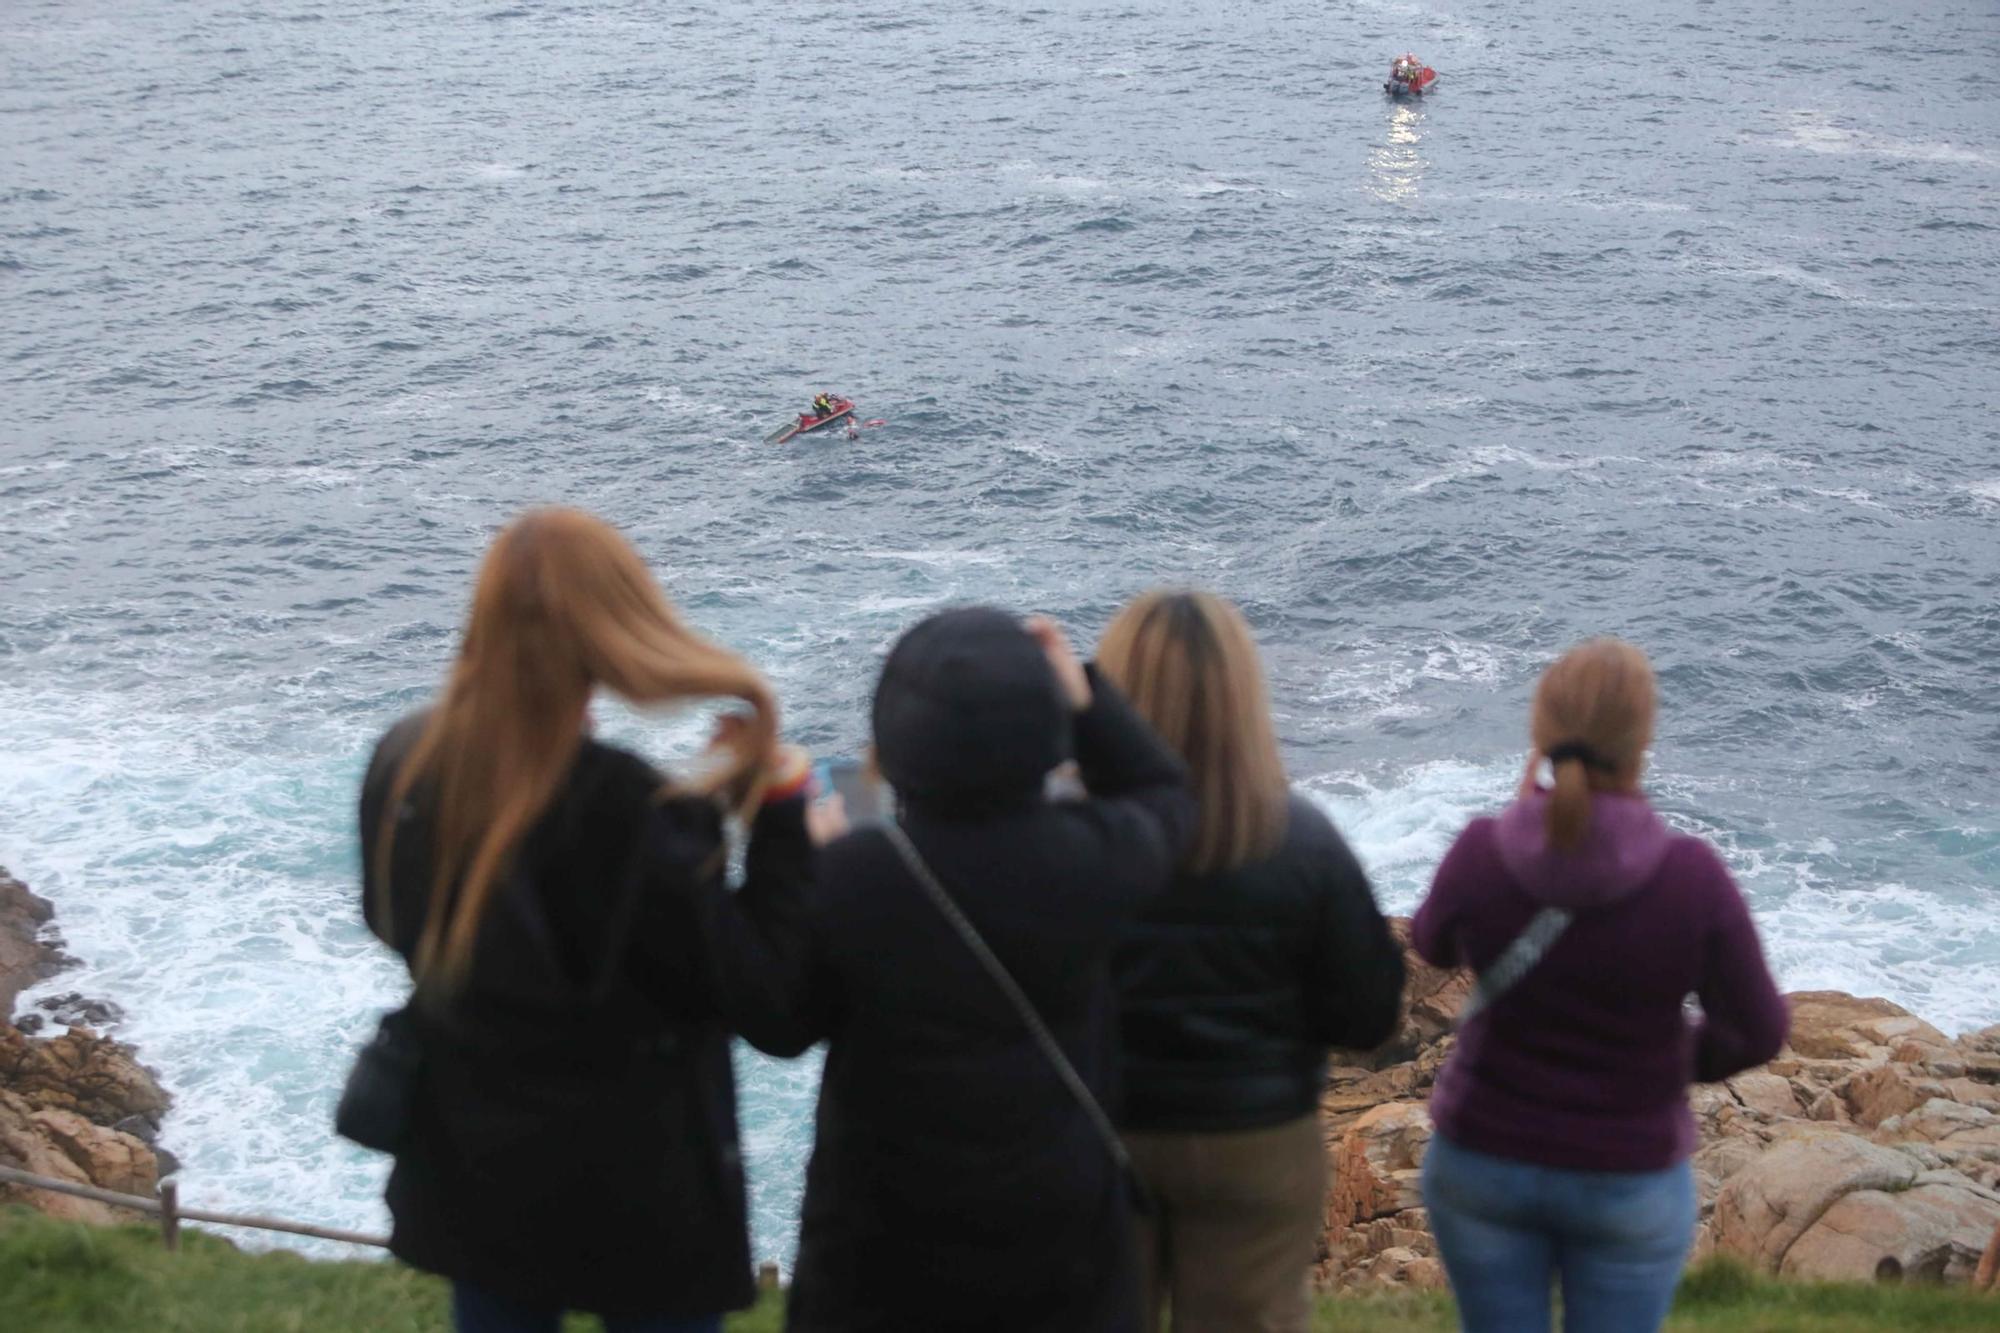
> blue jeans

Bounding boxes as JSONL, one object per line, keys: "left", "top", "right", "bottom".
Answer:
{"left": 1420, "top": 1133, "right": 1695, "bottom": 1333}
{"left": 452, "top": 1282, "right": 723, "bottom": 1333}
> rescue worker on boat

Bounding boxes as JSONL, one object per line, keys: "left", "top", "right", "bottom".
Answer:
{"left": 811, "top": 392, "right": 837, "bottom": 420}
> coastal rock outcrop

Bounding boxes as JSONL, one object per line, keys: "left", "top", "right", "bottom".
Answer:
{"left": 0, "top": 1024, "right": 171, "bottom": 1128}
{"left": 1317, "top": 919, "right": 2000, "bottom": 1291}
{"left": 0, "top": 865, "right": 169, "bottom": 1223}
{"left": 0, "top": 1090, "right": 159, "bottom": 1224}
{"left": 0, "top": 871, "right": 64, "bottom": 1016}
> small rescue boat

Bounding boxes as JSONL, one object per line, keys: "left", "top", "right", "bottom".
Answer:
{"left": 767, "top": 397, "right": 855, "bottom": 444}
{"left": 1384, "top": 54, "right": 1437, "bottom": 97}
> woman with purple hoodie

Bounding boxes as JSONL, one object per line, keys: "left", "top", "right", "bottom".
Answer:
{"left": 1413, "top": 639, "right": 1789, "bottom": 1333}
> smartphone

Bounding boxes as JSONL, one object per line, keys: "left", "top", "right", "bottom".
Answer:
{"left": 817, "top": 757, "right": 888, "bottom": 822}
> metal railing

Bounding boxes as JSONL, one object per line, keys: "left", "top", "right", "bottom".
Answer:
{"left": 0, "top": 1164, "right": 786, "bottom": 1289}
{"left": 0, "top": 1164, "right": 387, "bottom": 1250}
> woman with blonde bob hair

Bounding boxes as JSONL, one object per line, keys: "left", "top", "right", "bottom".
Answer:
{"left": 1413, "top": 638, "right": 1787, "bottom": 1333}
{"left": 358, "top": 507, "right": 815, "bottom": 1333}
{"left": 1099, "top": 590, "right": 1405, "bottom": 1333}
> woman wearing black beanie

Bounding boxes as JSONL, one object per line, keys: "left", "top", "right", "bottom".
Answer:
{"left": 766, "top": 607, "right": 1196, "bottom": 1333}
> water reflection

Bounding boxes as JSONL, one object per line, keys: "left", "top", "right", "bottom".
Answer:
{"left": 1367, "top": 103, "right": 1427, "bottom": 204}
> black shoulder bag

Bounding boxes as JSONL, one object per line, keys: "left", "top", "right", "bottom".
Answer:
{"left": 335, "top": 1004, "right": 424, "bottom": 1153}
{"left": 880, "top": 821, "right": 1153, "bottom": 1214}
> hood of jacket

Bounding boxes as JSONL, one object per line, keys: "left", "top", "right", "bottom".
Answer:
{"left": 872, "top": 606, "right": 1070, "bottom": 811}
{"left": 1493, "top": 790, "right": 1675, "bottom": 909}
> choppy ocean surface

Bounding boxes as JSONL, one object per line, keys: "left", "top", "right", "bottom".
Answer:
{"left": 3, "top": 0, "right": 1997, "bottom": 1263}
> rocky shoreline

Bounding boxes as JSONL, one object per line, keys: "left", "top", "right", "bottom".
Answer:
{"left": 0, "top": 866, "right": 174, "bottom": 1224}
{"left": 1319, "top": 918, "right": 2000, "bottom": 1293}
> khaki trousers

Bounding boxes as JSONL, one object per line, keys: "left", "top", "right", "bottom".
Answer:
{"left": 1125, "top": 1114, "right": 1327, "bottom": 1333}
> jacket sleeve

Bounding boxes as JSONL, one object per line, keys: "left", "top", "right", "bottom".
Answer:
{"left": 357, "top": 741, "right": 390, "bottom": 944}
{"left": 1058, "top": 664, "right": 1197, "bottom": 903}
{"left": 1305, "top": 828, "right": 1406, "bottom": 1050}
{"left": 683, "top": 793, "right": 821, "bottom": 1058}
{"left": 1411, "top": 821, "right": 1484, "bottom": 970}
{"left": 357, "top": 715, "right": 426, "bottom": 953}
{"left": 1689, "top": 846, "right": 1790, "bottom": 1083}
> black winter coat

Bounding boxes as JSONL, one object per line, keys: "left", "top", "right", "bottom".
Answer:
{"left": 357, "top": 715, "right": 807, "bottom": 1317}
{"left": 1114, "top": 795, "right": 1405, "bottom": 1133}
{"left": 765, "top": 677, "right": 1195, "bottom": 1333}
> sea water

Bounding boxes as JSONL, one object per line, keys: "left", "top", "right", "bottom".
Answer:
{"left": 2, "top": 0, "right": 1996, "bottom": 1263}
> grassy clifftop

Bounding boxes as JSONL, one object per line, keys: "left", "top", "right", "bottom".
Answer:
{"left": 3, "top": 1207, "right": 1994, "bottom": 1332}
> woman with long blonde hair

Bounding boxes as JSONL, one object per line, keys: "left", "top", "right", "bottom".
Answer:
{"left": 1413, "top": 638, "right": 1787, "bottom": 1333}
{"left": 357, "top": 507, "right": 813, "bottom": 1333}
{"left": 1099, "top": 590, "right": 1405, "bottom": 1333}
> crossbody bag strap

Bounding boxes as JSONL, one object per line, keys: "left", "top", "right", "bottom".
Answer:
{"left": 1455, "top": 906, "right": 1573, "bottom": 1028}
{"left": 880, "top": 822, "right": 1137, "bottom": 1182}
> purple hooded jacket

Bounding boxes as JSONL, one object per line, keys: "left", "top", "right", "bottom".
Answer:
{"left": 1412, "top": 791, "right": 1788, "bottom": 1172}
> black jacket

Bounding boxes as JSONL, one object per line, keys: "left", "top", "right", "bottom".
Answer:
{"left": 764, "top": 675, "right": 1195, "bottom": 1333}
{"left": 357, "top": 715, "right": 807, "bottom": 1317}
{"left": 1114, "top": 794, "right": 1404, "bottom": 1133}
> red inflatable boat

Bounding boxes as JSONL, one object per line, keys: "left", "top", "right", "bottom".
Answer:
{"left": 1385, "top": 55, "right": 1438, "bottom": 97}
{"left": 767, "top": 397, "right": 855, "bottom": 444}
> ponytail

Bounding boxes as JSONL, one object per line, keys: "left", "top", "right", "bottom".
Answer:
{"left": 1529, "top": 638, "right": 1659, "bottom": 853}
{"left": 1546, "top": 753, "right": 1593, "bottom": 851}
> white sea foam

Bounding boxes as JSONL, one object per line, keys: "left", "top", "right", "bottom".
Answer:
{"left": 1314, "top": 636, "right": 1526, "bottom": 725}
{"left": 1110, "top": 333, "right": 1200, "bottom": 365}
{"left": 1807, "top": 486, "right": 1887, "bottom": 510}
{"left": 374, "top": 390, "right": 461, "bottom": 419}
{"left": 1769, "top": 113, "right": 1999, "bottom": 170}
{"left": 1032, "top": 173, "right": 1117, "bottom": 194}
{"left": 1002, "top": 437, "right": 1065, "bottom": 465}
{"left": 1305, "top": 760, "right": 1509, "bottom": 914}
{"left": 1476, "top": 187, "right": 1689, "bottom": 214}
{"left": 643, "top": 383, "right": 732, "bottom": 419}
{"left": 0, "top": 458, "right": 75, "bottom": 478}
{"left": 1406, "top": 443, "right": 1575, "bottom": 493}
{"left": 1758, "top": 879, "right": 2000, "bottom": 1037}
{"left": 852, "top": 591, "right": 944, "bottom": 615}
{"left": 1177, "top": 178, "right": 1263, "bottom": 198}
{"left": 858, "top": 547, "right": 1006, "bottom": 567}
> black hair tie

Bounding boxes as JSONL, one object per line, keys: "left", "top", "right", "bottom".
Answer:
{"left": 1546, "top": 741, "right": 1615, "bottom": 773}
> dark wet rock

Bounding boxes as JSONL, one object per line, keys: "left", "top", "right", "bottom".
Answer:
{"left": 36, "top": 992, "right": 125, "bottom": 1028}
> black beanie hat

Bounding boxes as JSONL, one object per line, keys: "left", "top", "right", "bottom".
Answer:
{"left": 872, "top": 607, "right": 1072, "bottom": 808}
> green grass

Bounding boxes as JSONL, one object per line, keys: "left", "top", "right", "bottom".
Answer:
{"left": 3, "top": 1207, "right": 1994, "bottom": 1332}
{"left": 1306, "top": 1257, "right": 2000, "bottom": 1332}
{"left": 0, "top": 1207, "right": 782, "bottom": 1333}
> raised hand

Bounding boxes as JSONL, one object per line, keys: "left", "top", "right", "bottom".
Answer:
{"left": 1024, "top": 615, "right": 1093, "bottom": 711}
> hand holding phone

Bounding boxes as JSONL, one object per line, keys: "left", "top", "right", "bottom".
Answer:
{"left": 819, "top": 758, "right": 887, "bottom": 822}
{"left": 807, "top": 793, "right": 850, "bottom": 846}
